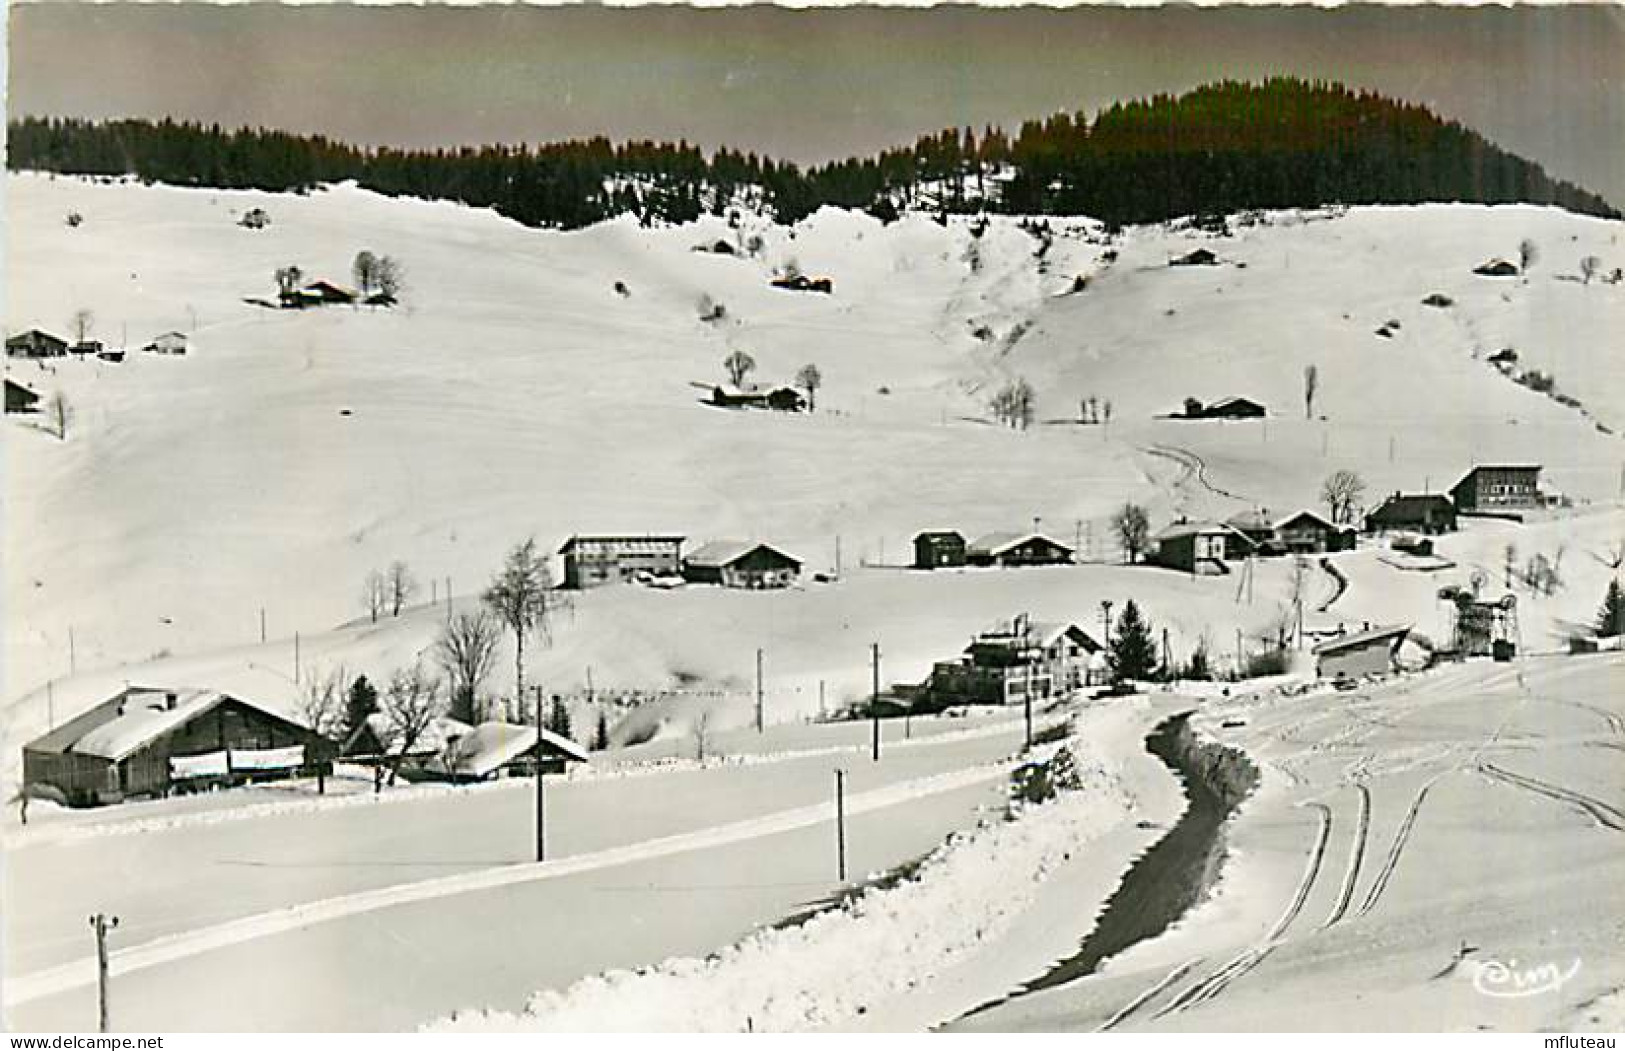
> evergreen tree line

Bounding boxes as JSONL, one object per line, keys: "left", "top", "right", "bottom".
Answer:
{"left": 9, "top": 77, "right": 1617, "bottom": 231}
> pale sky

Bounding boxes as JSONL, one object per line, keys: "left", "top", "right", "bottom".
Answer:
{"left": 8, "top": 4, "right": 1623, "bottom": 207}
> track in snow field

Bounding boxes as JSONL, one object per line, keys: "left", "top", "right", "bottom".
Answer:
{"left": 1154, "top": 802, "right": 1333, "bottom": 1019}
{"left": 1320, "top": 782, "right": 1371, "bottom": 931}
{"left": 1476, "top": 762, "right": 1625, "bottom": 832}
{"left": 1355, "top": 777, "right": 1438, "bottom": 919}
{"left": 1098, "top": 958, "right": 1203, "bottom": 1032}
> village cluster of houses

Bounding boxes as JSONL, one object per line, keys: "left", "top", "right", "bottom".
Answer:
{"left": 921, "top": 613, "right": 1110, "bottom": 709}
{"left": 21, "top": 684, "right": 590, "bottom": 809}
{"left": 278, "top": 279, "right": 394, "bottom": 310}
{"left": 6, "top": 326, "right": 188, "bottom": 364}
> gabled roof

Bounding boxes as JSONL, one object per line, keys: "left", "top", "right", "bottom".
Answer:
{"left": 440, "top": 722, "right": 589, "bottom": 779}
{"left": 1225, "top": 509, "right": 1275, "bottom": 533}
{"left": 7, "top": 328, "right": 68, "bottom": 345}
{"left": 914, "top": 530, "right": 965, "bottom": 543}
{"left": 352, "top": 712, "right": 474, "bottom": 757}
{"left": 1205, "top": 395, "right": 1265, "bottom": 412}
{"left": 558, "top": 534, "right": 685, "bottom": 554}
{"left": 1273, "top": 508, "right": 1344, "bottom": 532}
{"left": 1153, "top": 519, "right": 1244, "bottom": 542}
{"left": 28, "top": 687, "right": 305, "bottom": 763}
{"left": 685, "top": 540, "right": 801, "bottom": 569}
{"left": 966, "top": 532, "right": 1073, "bottom": 557}
{"left": 1312, "top": 623, "right": 1411, "bottom": 656}
{"left": 1368, "top": 493, "right": 1454, "bottom": 519}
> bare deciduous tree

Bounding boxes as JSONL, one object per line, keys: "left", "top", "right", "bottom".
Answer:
{"left": 1320, "top": 469, "right": 1367, "bottom": 526}
{"left": 374, "top": 255, "right": 405, "bottom": 300}
{"left": 296, "top": 664, "right": 349, "bottom": 793}
{"left": 795, "top": 363, "right": 823, "bottom": 411}
{"left": 1580, "top": 255, "right": 1602, "bottom": 285}
{"left": 360, "top": 569, "right": 388, "bottom": 623}
{"left": 275, "top": 265, "right": 304, "bottom": 301}
{"left": 1112, "top": 502, "right": 1151, "bottom": 564}
{"left": 381, "top": 662, "right": 444, "bottom": 785}
{"left": 724, "top": 349, "right": 756, "bottom": 388}
{"left": 692, "top": 708, "right": 713, "bottom": 763}
{"left": 46, "top": 390, "right": 72, "bottom": 441}
{"left": 435, "top": 609, "right": 502, "bottom": 723}
{"left": 385, "top": 560, "right": 418, "bottom": 617}
{"left": 990, "top": 377, "right": 1036, "bottom": 429}
{"left": 1303, "top": 363, "right": 1319, "bottom": 419}
{"left": 482, "top": 537, "right": 556, "bottom": 705}
{"left": 70, "top": 308, "right": 95, "bottom": 344}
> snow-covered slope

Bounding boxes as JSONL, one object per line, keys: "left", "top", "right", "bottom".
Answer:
{"left": 6, "top": 175, "right": 1623, "bottom": 772}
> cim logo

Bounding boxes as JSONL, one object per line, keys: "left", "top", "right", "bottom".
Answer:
{"left": 1471, "top": 957, "right": 1583, "bottom": 998}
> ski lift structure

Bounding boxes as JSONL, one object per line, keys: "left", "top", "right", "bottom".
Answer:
{"left": 1439, "top": 585, "right": 1519, "bottom": 657}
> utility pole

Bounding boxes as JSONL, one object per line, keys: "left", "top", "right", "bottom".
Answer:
{"left": 1101, "top": 600, "right": 1114, "bottom": 643}
{"left": 534, "top": 684, "right": 546, "bottom": 862}
{"left": 47, "top": 680, "right": 56, "bottom": 731}
{"left": 1236, "top": 627, "right": 1244, "bottom": 679}
{"left": 870, "top": 643, "right": 882, "bottom": 762}
{"left": 294, "top": 631, "right": 301, "bottom": 684}
{"left": 69, "top": 626, "right": 77, "bottom": 676}
{"left": 259, "top": 607, "right": 266, "bottom": 644}
{"left": 834, "top": 769, "right": 847, "bottom": 882}
{"left": 835, "top": 535, "right": 843, "bottom": 578}
{"left": 818, "top": 679, "right": 826, "bottom": 718}
{"left": 586, "top": 666, "right": 595, "bottom": 707}
{"left": 90, "top": 912, "right": 118, "bottom": 1033}
{"left": 1023, "top": 663, "right": 1034, "bottom": 750}
{"left": 755, "top": 648, "right": 765, "bottom": 733}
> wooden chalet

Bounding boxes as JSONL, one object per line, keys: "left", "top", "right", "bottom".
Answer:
{"left": 1149, "top": 520, "right": 1249, "bottom": 575}
{"left": 142, "top": 331, "right": 189, "bottom": 356}
{"left": 964, "top": 532, "right": 1074, "bottom": 568}
{"left": 1272, "top": 510, "right": 1356, "bottom": 554}
{"left": 431, "top": 722, "right": 590, "bottom": 782}
{"left": 1365, "top": 493, "right": 1457, "bottom": 535}
{"left": 929, "top": 615, "right": 1105, "bottom": 707}
{"left": 683, "top": 541, "right": 802, "bottom": 589}
{"left": 6, "top": 329, "right": 69, "bottom": 359}
{"left": 5, "top": 378, "right": 41, "bottom": 414}
{"left": 913, "top": 530, "right": 967, "bottom": 569}
{"left": 22, "top": 687, "right": 324, "bottom": 806}
{"left": 1313, "top": 624, "right": 1411, "bottom": 680}
{"left": 1450, "top": 465, "right": 1543, "bottom": 514}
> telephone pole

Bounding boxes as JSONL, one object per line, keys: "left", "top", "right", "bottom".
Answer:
{"left": 870, "top": 643, "right": 882, "bottom": 762}
{"left": 755, "top": 648, "right": 765, "bottom": 733}
{"left": 834, "top": 769, "right": 848, "bottom": 881}
{"left": 534, "top": 684, "right": 546, "bottom": 862}
{"left": 90, "top": 912, "right": 119, "bottom": 1033}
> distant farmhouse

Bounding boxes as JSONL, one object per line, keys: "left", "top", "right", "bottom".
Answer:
{"left": 1149, "top": 520, "right": 1251, "bottom": 575}
{"left": 1177, "top": 396, "right": 1267, "bottom": 420}
{"left": 70, "top": 340, "right": 104, "bottom": 358}
{"left": 5, "top": 378, "right": 41, "bottom": 414}
{"left": 1313, "top": 624, "right": 1411, "bottom": 680}
{"left": 1366, "top": 493, "right": 1458, "bottom": 535}
{"left": 1223, "top": 509, "right": 1281, "bottom": 555}
{"left": 965, "top": 532, "right": 1074, "bottom": 568}
{"left": 913, "top": 530, "right": 967, "bottom": 569}
{"left": 6, "top": 329, "right": 69, "bottom": 359}
{"left": 709, "top": 384, "right": 806, "bottom": 412}
{"left": 345, "top": 713, "right": 470, "bottom": 766}
{"left": 1473, "top": 258, "right": 1520, "bottom": 277}
{"left": 683, "top": 541, "right": 802, "bottom": 589}
{"left": 929, "top": 615, "right": 1105, "bottom": 707}
{"left": 1170, "top": 247, "right": 1219, "bottom": 267}
{"left": 1451, "top": 464, "right": 1543, "bottom": 514}
{"left": 142, "top": 331, "right": 189, "bottom": 356}
{"left": 770, "top": 274, "right": 834, "bottom": 294}
{"left": 284, "top": 280, "right": 358, "bottom": 309}
{"left": 559, "top": 535, "right": 685, "bottom": 589}
{"left": 22, "top": 686, "right": 323, "bottom": 807}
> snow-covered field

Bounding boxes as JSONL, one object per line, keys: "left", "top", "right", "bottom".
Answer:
{"left": 5, "top": 172, "right": 1624, "bottom": 1032}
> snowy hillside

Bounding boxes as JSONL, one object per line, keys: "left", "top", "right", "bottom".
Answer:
{"left": 6, "top": 174, "right": 1624, "bottom": 763}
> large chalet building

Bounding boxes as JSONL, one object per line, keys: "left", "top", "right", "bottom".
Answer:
{"left": 1450, "top": 465, "right": 1544, "bottom": 514}
{"left": 559, "top": 535, "right": 685, "bottom": 589}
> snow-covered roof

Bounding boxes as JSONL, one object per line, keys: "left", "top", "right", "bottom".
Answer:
{"left": 59, "top": 688, "right": 301, "bottom": 762}
{"left": 558, "top": 534, "right": 684, "bottom": 554}
{"left": 685, "top": 540, "right": 800, "bottom": 568}
{"left": 1273, "top": 508, "right": 1344, "bottom": 532}
{"left": 966, "top": 532, "right": 1072, "bottom": 557}
{"left": 441, "top": 722, "right": 589, "bottom": 779}
{"left": 1225, "top": 509, "right": 1274, "bottom": 532}
{"left": 1152, "top": 520, "right": 1239, "bottom": 542}
{"left": 1312, "top": 623, "right": 1412, "bottom": 656}
{"left": 356, "top": 712, "right": 474, "bottom": 757}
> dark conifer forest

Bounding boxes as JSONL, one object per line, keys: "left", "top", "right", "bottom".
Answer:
{"left": 9, "top": 78, "right": 1617, "bottom": 229}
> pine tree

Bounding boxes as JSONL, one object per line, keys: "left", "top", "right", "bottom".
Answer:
{"left": 1598, "top": 579, "right": 1625, "bottom": 637}
{"left": 345, "top": 675, "right": 379, "bottom": 744}
{"left": 1109, "top": 600, "right": 1159, "bottom": 683}
{"left": 592, "top": 709, "right": 611, "bottom": 751}
{"left": 547, "top": 696, "right": 574, "bottom": 741}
